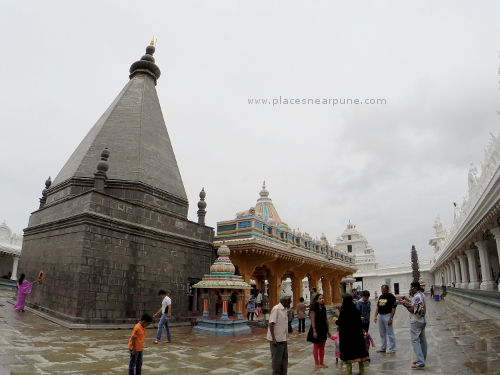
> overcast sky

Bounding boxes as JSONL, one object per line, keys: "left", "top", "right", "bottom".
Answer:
{"left": 1, "top": 1, "right": 500, "bottom": 267}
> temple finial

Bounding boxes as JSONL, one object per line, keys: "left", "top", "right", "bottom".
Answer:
{"left": 197, "top": 187, "right": 207, "bottom": 225}
{"left": 39, "top": 176, "right": 52, "bottom": 209}
{"left": 94, "top": 148, "right": 110, "bottom": 191}
{"left": 129, "top": 42, "right": 161, "bottom": 85}
{"left": 262, "top": 180, "right": 266, "bottom": 189}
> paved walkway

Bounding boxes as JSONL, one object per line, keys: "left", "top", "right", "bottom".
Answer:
{"left": 1, "top": 288, "right": 499, "bottom": 374}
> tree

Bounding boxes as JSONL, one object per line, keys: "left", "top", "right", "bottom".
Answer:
{"left": 411, "top": 245, "right": 421, "bottom": 282}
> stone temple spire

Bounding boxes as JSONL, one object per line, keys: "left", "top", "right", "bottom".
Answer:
{"left": 50, "top": 42, "right": 187, "bottom": 205}
{"left": 21, "top": 42, "right": 214, "bottom": 326}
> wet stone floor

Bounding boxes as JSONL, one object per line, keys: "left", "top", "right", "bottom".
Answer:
{"left": 1, "top": 288, "right": 500, "bottom": 375}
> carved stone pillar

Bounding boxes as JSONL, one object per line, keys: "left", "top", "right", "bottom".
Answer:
{"left": 332, "top": 276, "right": 342, "bottom": 304}
{"left": 236, "top": 293, "right": 244, "bottom": 319}
{"left": 474, "top": 240, "right": 496, "bottom": 291}
{"left": 465, "top": 248, "right": 480, "bottom": 289}
{"left": 453, "top": 258, "right": 462, "bottom": 287}
{"left": 267, "top": 275, "right": 280, "bottom": 306}
{"left": 291, "top": 275, "right": 302, "bottom": 308}
{"left": 202, "top": 292, "right": 210, "bottom": 317}
{"left": 10, "top": 256, "right": 19, "bottom": 281}
{"left": 458, "top": 254, "right": 469, "bottom": 288}
{"left": 221, "top": 291, "right": 232, "bottom": 319}
{"left": 488, "top": 227, "right": 500, "bottom": 291}
{"left": 444, "top": 264, "right": 450, "bottom": 286}
{"left": 322, "top": 277, "right": 332, "bottom": 308}
{"left": 441, "top": 267, "right": 447, "bottom": 286}
{"left": 449, "top": 262, "right": 456, "bottom": 286}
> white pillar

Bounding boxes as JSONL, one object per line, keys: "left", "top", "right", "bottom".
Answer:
{"left": 474, "top": 240, "right": 497, "bottom": 291}
{"left": 453, "top": 258, "right": 462, "bottom": 287}
{"left": 465, "top": 248, "right": 480, "bottom": 289}
{"left": 488, "top": 227, "right": 500, "bottom": 292}
{"left": 445, "top": 264, "right": 452, "bottom": 286}
{"left": 10, "top": 256, "right": 19, "bottom": 280}
{"left": 458, "top": 254, "right": 469, "bottom": 289}
{"left": 449, "top": 262, "right": 456, "bottom": 286}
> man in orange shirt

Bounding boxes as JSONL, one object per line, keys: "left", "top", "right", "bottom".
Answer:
{"left": 128, "top": 313, "right": 153, "bottom": 375}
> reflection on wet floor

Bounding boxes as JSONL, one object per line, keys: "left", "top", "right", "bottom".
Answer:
{"left": 0, "top": 288, "right": 499, "bottom": 374}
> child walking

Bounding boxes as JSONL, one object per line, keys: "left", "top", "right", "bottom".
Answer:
{"left": 128, "top": 314, "right": 153, "bottom": 375}
{"left": 331, "top": 327, "right": 342, "bottom": 365}
{"left": 363, "top": 329, "right": 375, "bottom": 361}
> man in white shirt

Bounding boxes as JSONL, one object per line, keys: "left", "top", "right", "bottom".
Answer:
{"left": 256, "top": 290, "right": 263, "bottom": 307}
{"left": 267, "top": 295, "right": 291, "bottom": 375}
{"left": 153, "top": 290, "right": 172, "bottom": 344}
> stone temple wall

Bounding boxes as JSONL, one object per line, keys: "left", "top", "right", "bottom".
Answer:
{"left": 21, "top": 189, "right": 214, "bottom": 325}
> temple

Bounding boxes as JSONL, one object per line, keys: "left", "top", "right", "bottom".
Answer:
{"left": 0, "top": 222, "right": 22, "bottom": 282}
{"left": 335, "top": 222, "right": 433, "bottom": 296}
{"left": 429, "top": 131, "right": 500, "bottom": 319}
{"left": 214, "top": 183, "right": 357, "bottom": 308}
{"left": 19, "top": 43, "right": 214, "bottom": 327}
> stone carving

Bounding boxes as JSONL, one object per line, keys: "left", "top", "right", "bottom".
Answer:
{"left": 235, "top": 207, "right": 255, "bottom": 218}
{"left": 433, "top": 215, "right": 443, "bottom": 236}
{"left": 468, "top": 162, "right": 478, "bottom": 192}
{"left": 435, "top": 127, "right": 500, "bottom": 257}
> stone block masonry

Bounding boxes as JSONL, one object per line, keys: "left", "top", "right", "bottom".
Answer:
{"left": 21, "top": 189, "right": 214, "bottom": 325}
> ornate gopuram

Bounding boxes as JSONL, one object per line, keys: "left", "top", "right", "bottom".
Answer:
{"left": 430, "top": 131, "right": 500, "bottom": 319}
{"left": 335, "top": 222, "right": 433, "bottom": 297}
{"left": 19, "top": 42, "right": 214, "bottom": 327}
{"left": 214, "top": 184, "right": 357, "bottom": 309}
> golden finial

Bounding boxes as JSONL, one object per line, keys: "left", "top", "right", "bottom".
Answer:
{"left": 262, "top": 180, "right": 266, "bottom": 189}
{"left": 150, "top": 37, "right": 155, "bottom": 46}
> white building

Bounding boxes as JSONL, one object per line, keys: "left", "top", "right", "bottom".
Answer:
{"left": 335, "top": 222, "right": 433, "bottom": 297}
{"left": 0, "top": 221, "right": 22, "bottom": 280}
{"left": 428, "top": 131, "right": 500, "bottom": 319}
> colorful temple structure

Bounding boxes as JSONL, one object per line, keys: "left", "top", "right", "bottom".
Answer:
{"left": 214, "top": 183, "right": 358, "bottom": 309}
{"left": 192, "top": 244, "right": 253, "bottom": 335}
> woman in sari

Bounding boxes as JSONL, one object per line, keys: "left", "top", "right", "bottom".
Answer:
{"left": 14, "top": 273, "right": 34, "bottom": 312}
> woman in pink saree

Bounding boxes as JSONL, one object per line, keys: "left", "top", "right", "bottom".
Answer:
{"left": 14, "top": 273, "right": 34, "bottom": 312}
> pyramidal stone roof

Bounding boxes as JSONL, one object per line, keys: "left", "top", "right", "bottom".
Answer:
{"left": 52, "top": 43, "right": 187, "bottom": 200}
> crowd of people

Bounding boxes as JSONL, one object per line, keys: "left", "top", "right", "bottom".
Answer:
{"left": 11, "top": 272, "right": 426, "bottom": 375}
{"left": 267, "top": 282, "right": 427, "bottom": 375}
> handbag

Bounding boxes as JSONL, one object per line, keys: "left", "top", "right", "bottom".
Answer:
{"left": 255, "top": 307, "right": 262, "bottom": 316}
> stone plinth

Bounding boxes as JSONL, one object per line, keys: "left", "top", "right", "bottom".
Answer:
{"left": 193, "top": 318, "right": 252, "bottom": 336}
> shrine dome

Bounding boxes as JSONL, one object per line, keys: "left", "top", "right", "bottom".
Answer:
{"left": 254, "top": 182, "right": 282, "bottom": 224}
{"left": 341, "top": 220, "right": 359, "bottom": 236}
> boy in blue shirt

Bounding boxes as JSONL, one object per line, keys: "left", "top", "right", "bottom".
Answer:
{"left": 356, "top": 290, "right": 371, "bottom": 332}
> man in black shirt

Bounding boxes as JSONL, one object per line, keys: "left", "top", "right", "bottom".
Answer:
{"left": 374, "top": 284, "right": 397, "bottom": 354}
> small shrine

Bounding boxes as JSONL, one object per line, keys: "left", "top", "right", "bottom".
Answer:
{"left": 192, "top": 244, "right": 253, "bottom": 336}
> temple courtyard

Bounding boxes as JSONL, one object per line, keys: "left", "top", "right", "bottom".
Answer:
{"left": 0, "top": 288, "right": 499, "bottom": 375}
